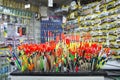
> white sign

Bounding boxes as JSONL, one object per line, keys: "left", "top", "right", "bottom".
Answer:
{"left": 25, "top": 4, "right": 30, "bottom": 9}
{"left": 48, "top": 0, "right": 53, "bottom": 7}
{"left": 62, "top": 16, "right": 67, "bottom": 23}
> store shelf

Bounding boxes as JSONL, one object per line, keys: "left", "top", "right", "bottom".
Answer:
{"left": 10, "top": 70, "right": 120, "bottom": 80}
{"left": 10, "top": 71, "right": 107, "bottom": 76}
{"left": 10, "top": 76, "right": 105, "bottom": 80}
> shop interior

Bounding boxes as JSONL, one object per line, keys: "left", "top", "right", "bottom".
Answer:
{"left": 0, "top": 0, "right": 120, "bottom": 80}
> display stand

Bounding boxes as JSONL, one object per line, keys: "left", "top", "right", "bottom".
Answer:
{"left": 11, "top": 76, "right": 104, "bottom": 80}
{"left": 10, "top": 71, "right": 107, "bottom": 80}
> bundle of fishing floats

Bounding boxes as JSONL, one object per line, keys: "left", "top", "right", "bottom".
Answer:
{"left": 16, "top": 33, "right": 112, "bottom": 72}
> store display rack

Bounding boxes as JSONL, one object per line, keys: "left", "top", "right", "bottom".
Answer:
{"left": 10, "top": 69, "right": 120, "bottom": 80}
{"left": 0, "top": 5, "right": 34, "bottom": 48}
{"left": 40, "top": 16, "right": 63, "bottom": 43}
{"left": 61, "top": 0, "right": 120, "bottom": 54}
{"left": 0, "top": 48, "right": 11, "bottom": 80}
{"left": 0, "top": 6, "right": 32, "bottom": 19}
{"left": 10, "top": 71, "right": 107, "bottom": 80}
{"left": 0, "top": 1, "right": 35, "bottom": 80}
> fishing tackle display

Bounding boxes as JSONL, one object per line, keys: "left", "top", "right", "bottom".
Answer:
{"left": 15, "top": 33, "right": 114, "bottom": 72}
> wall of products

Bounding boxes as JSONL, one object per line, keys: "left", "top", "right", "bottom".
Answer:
{"left": 0, "top": 13, "right": 32, "bottom": 47}
{"left": 0, "top": 6, "right": 32, "bottom": 18}
{"left": 62, "top": 0, "right": 120, "bottom": 54}
{"left": 41, "top": 16, "right": 63, "bottom": 43}
{"left": 0, "top": 48, "right": 11, "bottom": 80}
{"left": 0, "top": 0, "right": 39, "bottom": 13}
{"left": 0, "top": 4, "right": 34, "bottom": 48}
